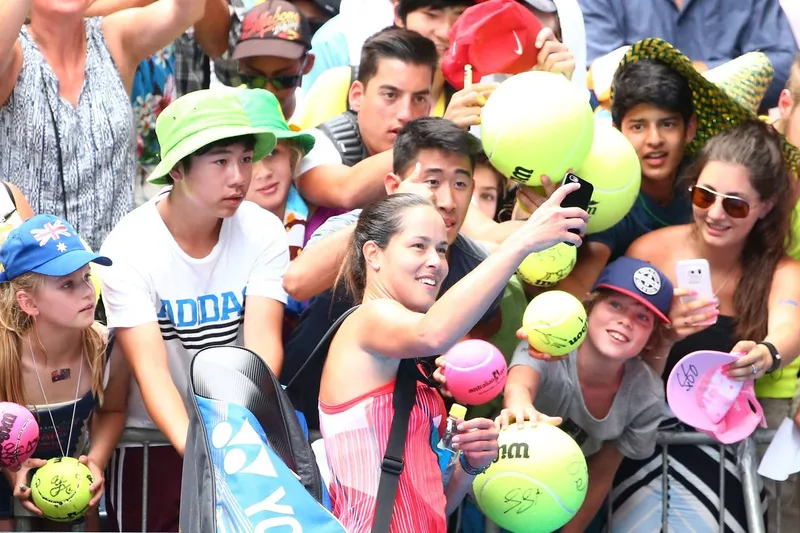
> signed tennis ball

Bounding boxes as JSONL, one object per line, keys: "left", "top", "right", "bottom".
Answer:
{"left": 31, "top": 457, "right": 93, "bottom": 523}
{"left": 481, "top": 71, "right": 594, "bottom": 186}
{"left": 0, "top": 403, "right": 39, "bottom": 470}
{"left": 522, "top": 290, "right": 588, "bottom": 356}
{"left": 473, "top": 423, "right": 588, "bottom": 533}
{"left": 516, "top": 243, "right": 577, "bottom": 288}
{"left": 577, "top": 124, "right": 641, "bottom": 234}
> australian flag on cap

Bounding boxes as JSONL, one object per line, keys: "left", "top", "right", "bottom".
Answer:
{"left": 0, "top": 215, "right": 111, "bottom": 282}
{"left": 593, "top": 256, "right": 673, "bottom": 323}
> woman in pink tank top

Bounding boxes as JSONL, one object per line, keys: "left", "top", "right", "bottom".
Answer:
{"left": 319, "top": 185, "right": 589, "bottom": 532}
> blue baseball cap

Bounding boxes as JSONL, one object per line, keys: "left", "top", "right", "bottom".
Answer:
{"left": 0, "top": 215, "right": 112, "bottom": 282}
{"left": 593, "top": 257, "right": 673, "bottom": 323}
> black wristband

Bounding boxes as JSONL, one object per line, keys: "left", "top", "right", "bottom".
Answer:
{"left": 759, "top": 341, "right": 782, "bottom": 374}
{"left": 459, "top": 453, "right": 488, "bottom": 476}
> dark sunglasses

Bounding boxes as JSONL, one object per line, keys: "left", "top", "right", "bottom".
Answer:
{"left": 239, "top": 72, "right": 303, "bottom": 91}
{"left": 689, "top": 185, "right": 751, "bottom": 218}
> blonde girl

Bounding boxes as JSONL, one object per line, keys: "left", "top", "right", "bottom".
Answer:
{"left": 0, "top": 215, "right": 128, "bottom": 531}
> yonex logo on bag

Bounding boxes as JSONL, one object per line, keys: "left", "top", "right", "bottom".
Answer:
{"left": 212, "top": 418, "right": 302, "bottom": 530}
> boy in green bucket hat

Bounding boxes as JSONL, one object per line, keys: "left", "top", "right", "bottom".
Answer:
{"left": 238, "top": 89, "right": 315, "bottom": 260}
{"left": 98, "top": 88, "right": 291, "bottom": 531}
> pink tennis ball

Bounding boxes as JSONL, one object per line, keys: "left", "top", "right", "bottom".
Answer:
{"left": 0, "top": 402, "right": 39, "bottom": 470}
{"left": 443, "top": 340, "right": 508, "bottom": 406}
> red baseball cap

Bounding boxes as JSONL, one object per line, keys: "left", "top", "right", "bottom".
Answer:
{"left": 442, "top": 0, "right": 543, "bottom": 90}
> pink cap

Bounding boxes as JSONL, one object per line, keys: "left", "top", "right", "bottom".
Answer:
{"left": 667, "top": 350, "right": 766, "bottom": 444}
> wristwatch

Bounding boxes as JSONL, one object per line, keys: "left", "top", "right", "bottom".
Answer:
{"left": 459, "top": 453, "right": 488, "bottom": 476}
{"left": 759, "top": 341, "right": 782, "bottom": 374}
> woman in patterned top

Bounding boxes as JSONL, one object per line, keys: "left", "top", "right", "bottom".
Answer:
{"left": 0, "top": 0, "right": 210, "bottom": 250}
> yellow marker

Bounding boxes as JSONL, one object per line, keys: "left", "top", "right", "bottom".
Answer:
{"left": 464, "top": 64, "right": 474, "bottom": 89}
{"left": 449, "top": 403, "right": 467, "bottom": 420}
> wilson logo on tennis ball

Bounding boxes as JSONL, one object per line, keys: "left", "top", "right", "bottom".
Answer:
{"left": 0, "top": 413, "right": 19, "bottom": 442}
{"left": 497, "top": 441, "right": 530, "bottom": 461}
{"left": 511, "top": 166, "right": 534, "bottom": 183}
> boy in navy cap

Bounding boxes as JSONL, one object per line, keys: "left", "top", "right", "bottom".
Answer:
{"left": 501, "top": 257, "right": 673, "bottom": 532}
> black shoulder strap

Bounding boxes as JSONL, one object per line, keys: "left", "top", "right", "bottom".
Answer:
{"left": 371, "top": 359, "right": 421, "bottom": 533}
{"left": 318, "top": 111, "right": 370, "bottom": 167}
{"left": 285, "top": 305, "right": 360, "bottom": 389}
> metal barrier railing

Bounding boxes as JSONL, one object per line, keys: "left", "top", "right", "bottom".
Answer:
{"left": 484, "top": 429, "right": 777, "bottom": 533}
{"left": 14, "top": 428, "right": 782, "bottom": 533}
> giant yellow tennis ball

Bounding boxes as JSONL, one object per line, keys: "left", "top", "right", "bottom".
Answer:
{"left": 31, "top": 457, "right": 93, "bottom": 523}
{"left": 578, "top": 124, "right": 642, "bottom": 234}
{"left": 481, "top": 71, "right": 594, "bottom": 187}
{"left": 516, "top": 243, "right": 577, "bottom": 288}
{"left": 522, "top": 290, "right": 587, "bottom": 356}
{"left": 473, "top": 423, "right": 588, "bottom": 533}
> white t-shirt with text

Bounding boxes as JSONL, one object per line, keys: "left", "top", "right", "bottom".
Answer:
{"left": 99, "top": 190, "right": 289, "bottom": 429}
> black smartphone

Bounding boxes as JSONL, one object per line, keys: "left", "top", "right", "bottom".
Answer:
{"left": 560, "top": 172, "right": 593, "bottom": 245}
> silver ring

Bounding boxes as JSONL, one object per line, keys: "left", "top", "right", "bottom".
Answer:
{"left": 752, "top": 364, "right": 758, "bottom": 375}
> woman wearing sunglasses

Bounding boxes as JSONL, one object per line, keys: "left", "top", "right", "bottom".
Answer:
{"left": 606, "top": 119, "right": 800, "bottom": 532}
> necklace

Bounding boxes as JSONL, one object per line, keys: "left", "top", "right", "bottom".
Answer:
{"left": 27, "top": 338, "right": 84, "bottom": 458}
{"left": 713, "top": 264, "right": 738, "bottom": 297}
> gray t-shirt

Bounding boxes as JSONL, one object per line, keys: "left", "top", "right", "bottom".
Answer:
{"left": 509, "top": 341, "right": 666, "bottom": 460}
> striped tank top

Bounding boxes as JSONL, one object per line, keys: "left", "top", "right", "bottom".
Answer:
{"left": 320, "top": 381, "right": 448, "bottom": 533}
{"left": 0, "top": 18, "right": 136, "bottom": 250}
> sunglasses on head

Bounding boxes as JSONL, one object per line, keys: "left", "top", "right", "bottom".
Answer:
{"left": 689, "top": 185, "right": 751, "bottom": 218}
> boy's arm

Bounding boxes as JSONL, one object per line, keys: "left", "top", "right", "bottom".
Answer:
{"left": 243, "top": 297, "right": 285, "bottom": 376}
{"left": 243, "top": 214, "right": 291, "bottom": 376}
{"left": 117, "top": 324, "right": 189, "bottom": 454}
{"left": 561, "top": 441, "right": 623, "bottom": 533}
{"left": 282, "top": 222, "right": 355, "bottom": 302}
{"left": 503, "top": 341, "right": 546, "bottom": 414}
{"left": 296, "top": 150, "right": 394, "bottom": 211}
{"left": 99, "top": 246, "right": 189, "bottom": 455}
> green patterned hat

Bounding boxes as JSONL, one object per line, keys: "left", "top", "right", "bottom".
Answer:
{"left": 614, "top": 38, "right": 800, "bottom": 173}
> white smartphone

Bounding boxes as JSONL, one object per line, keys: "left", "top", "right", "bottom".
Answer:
{"left": 675, "top": 259, "right": 717, "bottom": 326}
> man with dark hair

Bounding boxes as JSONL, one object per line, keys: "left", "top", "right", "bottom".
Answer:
{"left": 295, "top": 27, "right": 439, "bottom": 215}
{"left": 281, "top": 117, "right": 499, "bottom": 433}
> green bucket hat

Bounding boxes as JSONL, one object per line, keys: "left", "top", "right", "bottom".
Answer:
{"left": 614, "top": 38, "right": 800, "bottom": 174}
{"left": 147, "top": 89, "right": 278, "bottom": 185}
{"left": 236, "top": 88, "right": 315, "bottom": 155}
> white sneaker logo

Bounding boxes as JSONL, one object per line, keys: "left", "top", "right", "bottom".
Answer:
{"left": 512, "top": 31, "right": 523, "bottom": 55}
